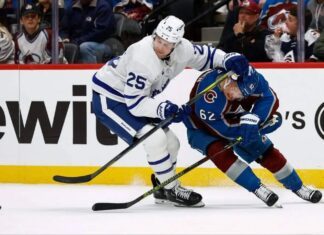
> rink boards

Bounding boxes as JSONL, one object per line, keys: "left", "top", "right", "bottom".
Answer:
{"left": 0, "top": 63, "right": 324, "bottom": 187}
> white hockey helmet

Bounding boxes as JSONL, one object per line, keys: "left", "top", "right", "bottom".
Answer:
{"left": 155, "top": 15, "right": 185, "bottom": 44}
{"left": 0, "top": 31, "right": 14, "bottom": 63}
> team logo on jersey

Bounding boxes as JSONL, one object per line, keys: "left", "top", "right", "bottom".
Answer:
{"left": 204, "top": 90, "right": 217, "bottom": 103}
{"left": 315, "top": 103, "right": 324, "bottom": 140}
{"left": 23, "top": 53, "right": 41, "bottom": 64}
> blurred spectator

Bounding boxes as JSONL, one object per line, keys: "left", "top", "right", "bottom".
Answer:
{"left": 265, "top": 6, "right": 314, "bottom": 62}
{"left": 14, "top": 3, "right": 66, "bottom": 64}
{"left": 60, "top": 0, "right": 115, "bottom": 63}
{"left": 0, "top": 22, "right": 15, "bottom": 63}
{"left": 0, "top": 0, "right": 18, "bottom": 34}
{"left": 218, "top": 0, "right": 271, "bottom": 62}
{"left": 219, "top": 0, "right": 263, "bottom": 51}
{"left": 313, "top": 30, "right": 324, "bottom": 60}
{"left": 265, "top": 6, "right": 320, "bottom": 46}
{"left": 33, "top": 0, "right": 65, "bottom": 28}
{"left": 260, "top": 0, "right": 310, "bottom": 30}
{"left": 307, "top": 0, "right": 324, "bottom": 32}
{"left": 113, "top": 0, "right": 153, "bottom": 21}
{"left": 219, "top": 0, "right": 241, "bottom": 48}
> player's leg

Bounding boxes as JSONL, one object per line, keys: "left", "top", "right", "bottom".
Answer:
{"left": 187, "top": 128, "right": 278, "bottom": 206}
{"left": 93, "top": 92, "right": 202, "bottom": 207}
{"left": 150, "top": 127, "right": 179, "bottom": 203}
{"left": 92, "top": 91, "right": 148, "bottom": 144}
{"left": 139, "top": 125, "right": 203, "bottom": 207}
{"left": 256, "top": 145, "right": 322, "bottom": 203}
{"left": 208, "top": 140, "right": 279, "bottom": 206}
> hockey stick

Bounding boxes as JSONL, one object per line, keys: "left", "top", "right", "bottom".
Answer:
{"left": 53, "top": 70, "right": 236, "bottom": 184}
{"left": 92, "top": 117, "right": 279, "bottom": 211}
{"left": 92, "top": 137, "right": 242, "bottom": 211}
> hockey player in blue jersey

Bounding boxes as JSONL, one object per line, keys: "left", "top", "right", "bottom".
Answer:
{"left": 183, "top": 66, "right": 322, "bottom": 206}
{"left": 92, "top": 15, "right": 251, "bottom": 207}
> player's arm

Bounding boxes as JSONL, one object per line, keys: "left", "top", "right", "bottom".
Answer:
{"left": 123, "top": 69, "right": 160, "bottom": 118}
{"left": 185, "top": 42, "right": 226, "bottom": 71}
{"left": 250, "top": 72, "right": 279, "bottom": 124}
{"left": 183, "top": 39, "right": 249, "bottom": 77}
{"left": 123, "top": 68, "right": 184, "bottom": 122}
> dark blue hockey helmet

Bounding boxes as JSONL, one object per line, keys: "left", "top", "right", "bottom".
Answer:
{"left": 237, "top": 67, "right": 259, "bottom": 97}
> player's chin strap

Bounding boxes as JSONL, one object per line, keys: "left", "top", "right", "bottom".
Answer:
{"left": 53, "top": 70, "right": 236, "bottom": 184}
{"left": 91, "top": 118, "right": 274, "bottom": 211}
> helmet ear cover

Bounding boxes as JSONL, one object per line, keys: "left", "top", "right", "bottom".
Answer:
{"left": 154, "top": 15, "right": 185, "bottom": 44}
{"left": 237, "top": 68, "right": 259, "bottom": 97}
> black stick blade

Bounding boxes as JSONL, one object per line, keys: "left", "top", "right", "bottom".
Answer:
{"left": 53, "top": 174, "right": 92, "bottom": 184}
{"left": 92, "top": 202, "right": 129, "bottom": 211}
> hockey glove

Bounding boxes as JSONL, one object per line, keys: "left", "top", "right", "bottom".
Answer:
{"left": 223, "top": 52, "right": 249, "bottom": 78}
{"left": 176, "top": 104, "right": 192, "bottom": 123}
{"left": 239, "top": 113, "right": 261, "bottom": 147}
{"left": 157, "top": 101, "right": 191, "bottom": 123}
{"left": 260, "top": 114, "right": 282, "bottom": 135}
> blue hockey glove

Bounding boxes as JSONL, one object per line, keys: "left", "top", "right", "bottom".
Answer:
{"left": 223, "top": 52, "right": 249, "bottom": 77}
{"left": 157, "top": 101, "right": 191, "bottom": 123}
{"left": 175, "top": 104, "right": 192, "bottom": 123}
{"left": 239, "top": 113, "right": 261, "bottom": 147}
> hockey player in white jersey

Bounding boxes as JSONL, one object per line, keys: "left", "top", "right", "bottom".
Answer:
{"left": 92, "top": 15, "right": 250, "bottom": 207}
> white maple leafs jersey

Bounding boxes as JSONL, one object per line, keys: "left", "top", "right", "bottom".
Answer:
{"left": 92, "top": 36, "right": 227, "bottom": 118}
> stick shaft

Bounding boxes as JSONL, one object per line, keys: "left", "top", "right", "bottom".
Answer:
{"left": 92, "top": 138, "right": 241, "bottom": 210}
{"left": 54, "top": 71, "right": 233, "bottom": 184}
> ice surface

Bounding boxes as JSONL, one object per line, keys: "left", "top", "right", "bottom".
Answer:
{"left": 0, "top": 184, "right": 323, "bottom": 234}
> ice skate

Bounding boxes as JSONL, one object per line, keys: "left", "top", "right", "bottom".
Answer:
{"left": 151, "top": 174, "right": 168, "bottom": 204}
{"left": 165, "top": 182, "right": 205, "bottom": 207}
{"left": 293, "top": 185, "right": 322, "bottom": 203}
{"left": 254, "top": 184, "right": 279, "bottom": 207}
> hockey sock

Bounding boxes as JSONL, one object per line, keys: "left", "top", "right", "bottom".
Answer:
{"left": 208, "top": 141, "right": 260, "bottom": 192}
{"left": 234, "top": 166, "right": 261, "bottom": 192}
{"left": 258, "top": 147, "right": 302, "bottom": 191}
{"left": 278, "top": 169, "right": 302, "bottom": 191}
{"left": 143, "top": 128, "right": 177, "bottom": 189}
{"left": 165, "top": 128, "right": 180, "bottom": 166}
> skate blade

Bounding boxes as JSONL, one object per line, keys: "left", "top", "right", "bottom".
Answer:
{"left": 273, "top": 203, "right": 283, "bottom": 208}
{"left": 155, "top": 198, "right": 205, "bottom": 208}
{"left": 174, "top": 201, "right": 205, "bottom": 208}
{"left": 154, "top": 198, "right": 170, "bottom": 204}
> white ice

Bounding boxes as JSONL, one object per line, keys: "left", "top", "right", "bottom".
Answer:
{"left": 0, "top": 184, "right": 323, "bottom": 235}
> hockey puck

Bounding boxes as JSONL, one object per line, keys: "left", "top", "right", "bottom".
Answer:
{"left": 274, "top": 203, "right": 283, "bottom": 208}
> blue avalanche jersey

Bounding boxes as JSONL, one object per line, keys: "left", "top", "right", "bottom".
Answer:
{"left": 187, "top": 68, "right": 279, "bottom": 141}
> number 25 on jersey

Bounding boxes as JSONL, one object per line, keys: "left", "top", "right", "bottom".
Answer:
{"left": 126, "top": 72, "right": 147, "bottom": 90}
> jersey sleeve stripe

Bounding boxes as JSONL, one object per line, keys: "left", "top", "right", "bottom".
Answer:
{"left": 124, "top": 94, "right": 140, "bottom": 99}
{"left": 92, "top": 74, "right": 124, "bottom": 98}
{"left": 199, "top": 46, "right": 211, "bottom": 71}
{"left": 209, "top": 48, "right": 217, "bottom": 69}
{"left": 127, "top": 96, "right": 147, "bottom": 110}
